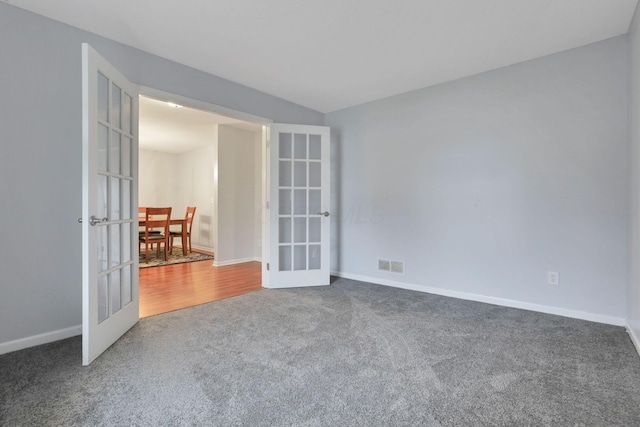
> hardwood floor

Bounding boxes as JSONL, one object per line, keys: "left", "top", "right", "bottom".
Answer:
{"left": 139, "top": 258, "right": 262, "bottom": 318}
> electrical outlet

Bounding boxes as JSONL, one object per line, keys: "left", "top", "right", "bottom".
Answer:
{"left": 548, "top": 271, "right": 559, "bottom": 285}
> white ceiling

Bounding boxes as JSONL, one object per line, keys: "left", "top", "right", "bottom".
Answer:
{"left": 139, "top": 96, "right": 261, "bottom": 154}
{"left": 8, "top": 0, "right": 639, "bottom": 113}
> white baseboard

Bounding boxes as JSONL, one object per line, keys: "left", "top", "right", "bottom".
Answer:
{"left": 214, "top": 257, "right": 261, "bottom": 267}
{"left": 191, "top": 245, "right": 214, "bottom": 253}
{"left": 0, "top": 325, "right": 81, "bottom": 356}
{"left": 332, "top": 271, "right": 626, "bottom": 327}
{"left": 627, "top": 323, "right": 640, "bottom": 358}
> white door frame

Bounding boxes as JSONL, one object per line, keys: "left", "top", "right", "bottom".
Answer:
{"left": 138, "top": 86, "right": 272, "bottom": 283}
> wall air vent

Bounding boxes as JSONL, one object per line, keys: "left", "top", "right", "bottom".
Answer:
{"left": 378, "top": 259, "right": 390, "bottom": 271}
{"left": 378, "top": 259, "right": 404, "bottom": 274}
{"left": 390, "top": 261, "right": 404, "bottom": 274}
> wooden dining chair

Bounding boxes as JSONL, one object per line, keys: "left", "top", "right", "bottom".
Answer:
{"left": 139, "top": 207, "right": 161, "bottom": 236}
{"left": 139, "top": 207, "right": 172, "bottom": 263}
{"left": 169, "top": 206, "right": 196, "bottom": 254}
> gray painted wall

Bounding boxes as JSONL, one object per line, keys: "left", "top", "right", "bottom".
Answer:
{"left": 628, "top": 7, "right": 640, "bottom": 344}
{"left": 326, "top": 37, "right": 629, "bottom": 320}
{"left": 0, "top": 3, "right": 322, "bottom": 345}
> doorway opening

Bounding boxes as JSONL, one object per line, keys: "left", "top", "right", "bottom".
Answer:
{"left": 137, "top": 93, "right": 268, "bottom": 317}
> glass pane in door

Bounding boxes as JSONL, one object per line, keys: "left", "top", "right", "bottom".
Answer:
{"left": 309, "top": 162, "right": 321, "bottom": 187}
{"left": 123, "top": 94, "right": 132, "bottom": 135}
{"left": 110, "top": 177, "right": 120, "bottom": 221}
{"left": 110, "top": 223, "right": 120, "bottom": 266}
{"left": 293, "top": 162, "right": 306, "bottom": 187}
{"left": 294, "top": 134, "right": 307, "bottom": 159}
{"left": 111, "top": 83, "right": 121, "bottom": 130}
{"left": 294, "top": 218, "right": 306, "bottom": 243}
{"left": 279, "top": 133, "right": 292, "bottom": 158}
{"left": 122, "top": 223, "right": 131, "bottom": 262}
{"left": 294, "top": 246, "right": 306, "bottom": 270}
{"left": 110, "top": 131, "right": 121, "bottom": 174}
{"left": 279, "top": 189, "right": 291, "bottom": 215}
{"left": 97, "top": 72, "right": 109, "bottom": 123}
{"left": 111, "top": 269, "right": 121, "bottom": 313}
{"left": 98, "top": 124, "right": 108, "bottom": 171}
{"left": 309, "top": 245, "right": 321, "bottom": 270}
{"left": 279, "top": 246, "right": 292, "bottom": 271}
{"left": 294, "top": 190, "right": 306, "bottom": 215}
{"left": 122, "top": 180, "right": 131, "bottom": 220}
{"left": 279, "top": 161, "right": 292, "bottom": 186}
{"left": 97, "top": 175, "right": 108, "bottom": 218}
{"left": 122, "top": 137, "right": 131, "bottom": 177}
{"left": 98, "top": 274, "right": 108, "bottom": 323}
{"left": 279, "top": 218, "right": 292, "bottom": 243}
{"left": 309, "top": 135, "right": 321, "bottom": 160}
{"left": 97, "top": 225, "right": 108, "bottom": 272}
{"left": 122, "top": 265, "right": 132, "bottom": 306}
{"left": 309, "top": 190, "right": 321, "bottom": 215}
{"left": 309, "top": 218, "right": 321, "bottom": 242}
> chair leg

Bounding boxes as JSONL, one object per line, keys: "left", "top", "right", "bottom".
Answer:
{"left": 169, "top": 235, "right": 173, "bottom": 255}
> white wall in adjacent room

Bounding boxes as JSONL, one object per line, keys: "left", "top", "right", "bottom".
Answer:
{"left": 177, "top": 144, "right": 216, "bottom": 251}
{"left": 139, "top": 145, "right": 217, "bottom": 252}
{"left": 138, "top": 149, "right": 182, "bottom": 210}
{"left": 215, "top": 125, "right": 261, "bottom": 265}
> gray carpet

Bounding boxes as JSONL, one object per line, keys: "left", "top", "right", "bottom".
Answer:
{"left": 2, "top": 278, "right": 640, "bottom": 426}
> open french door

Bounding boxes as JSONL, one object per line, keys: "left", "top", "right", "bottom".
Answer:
{"left": 265, "top": 124, "right": 330, "bottom": 288}
{"left": 81, "top": 44, "right": 139, "bottom": 365}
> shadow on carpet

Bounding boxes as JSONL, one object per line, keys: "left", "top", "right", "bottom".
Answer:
{"left": 139, "top": 247, "right": 214, "bottom": 268}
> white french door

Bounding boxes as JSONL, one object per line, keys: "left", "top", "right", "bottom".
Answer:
{"left": 266, "top": 124, "right": 330, "bottom": 288}
{"left": 81, "top": 44, "right": 139, "bottom": 365}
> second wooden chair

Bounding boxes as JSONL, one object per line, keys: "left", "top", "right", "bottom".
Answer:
{"left": 170, "top": 206, "right": 196, "bottom": 254}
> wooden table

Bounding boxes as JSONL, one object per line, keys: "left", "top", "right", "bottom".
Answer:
{"left": 139, "top": 218, "right": 187, "bottom": 256}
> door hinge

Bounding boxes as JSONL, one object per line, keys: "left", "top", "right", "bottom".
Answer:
{"left": 266, "top": 201, "right": 270, "bottom": 209}
{"left": 267, "top": 263, "right": 270, "bottom": 271}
